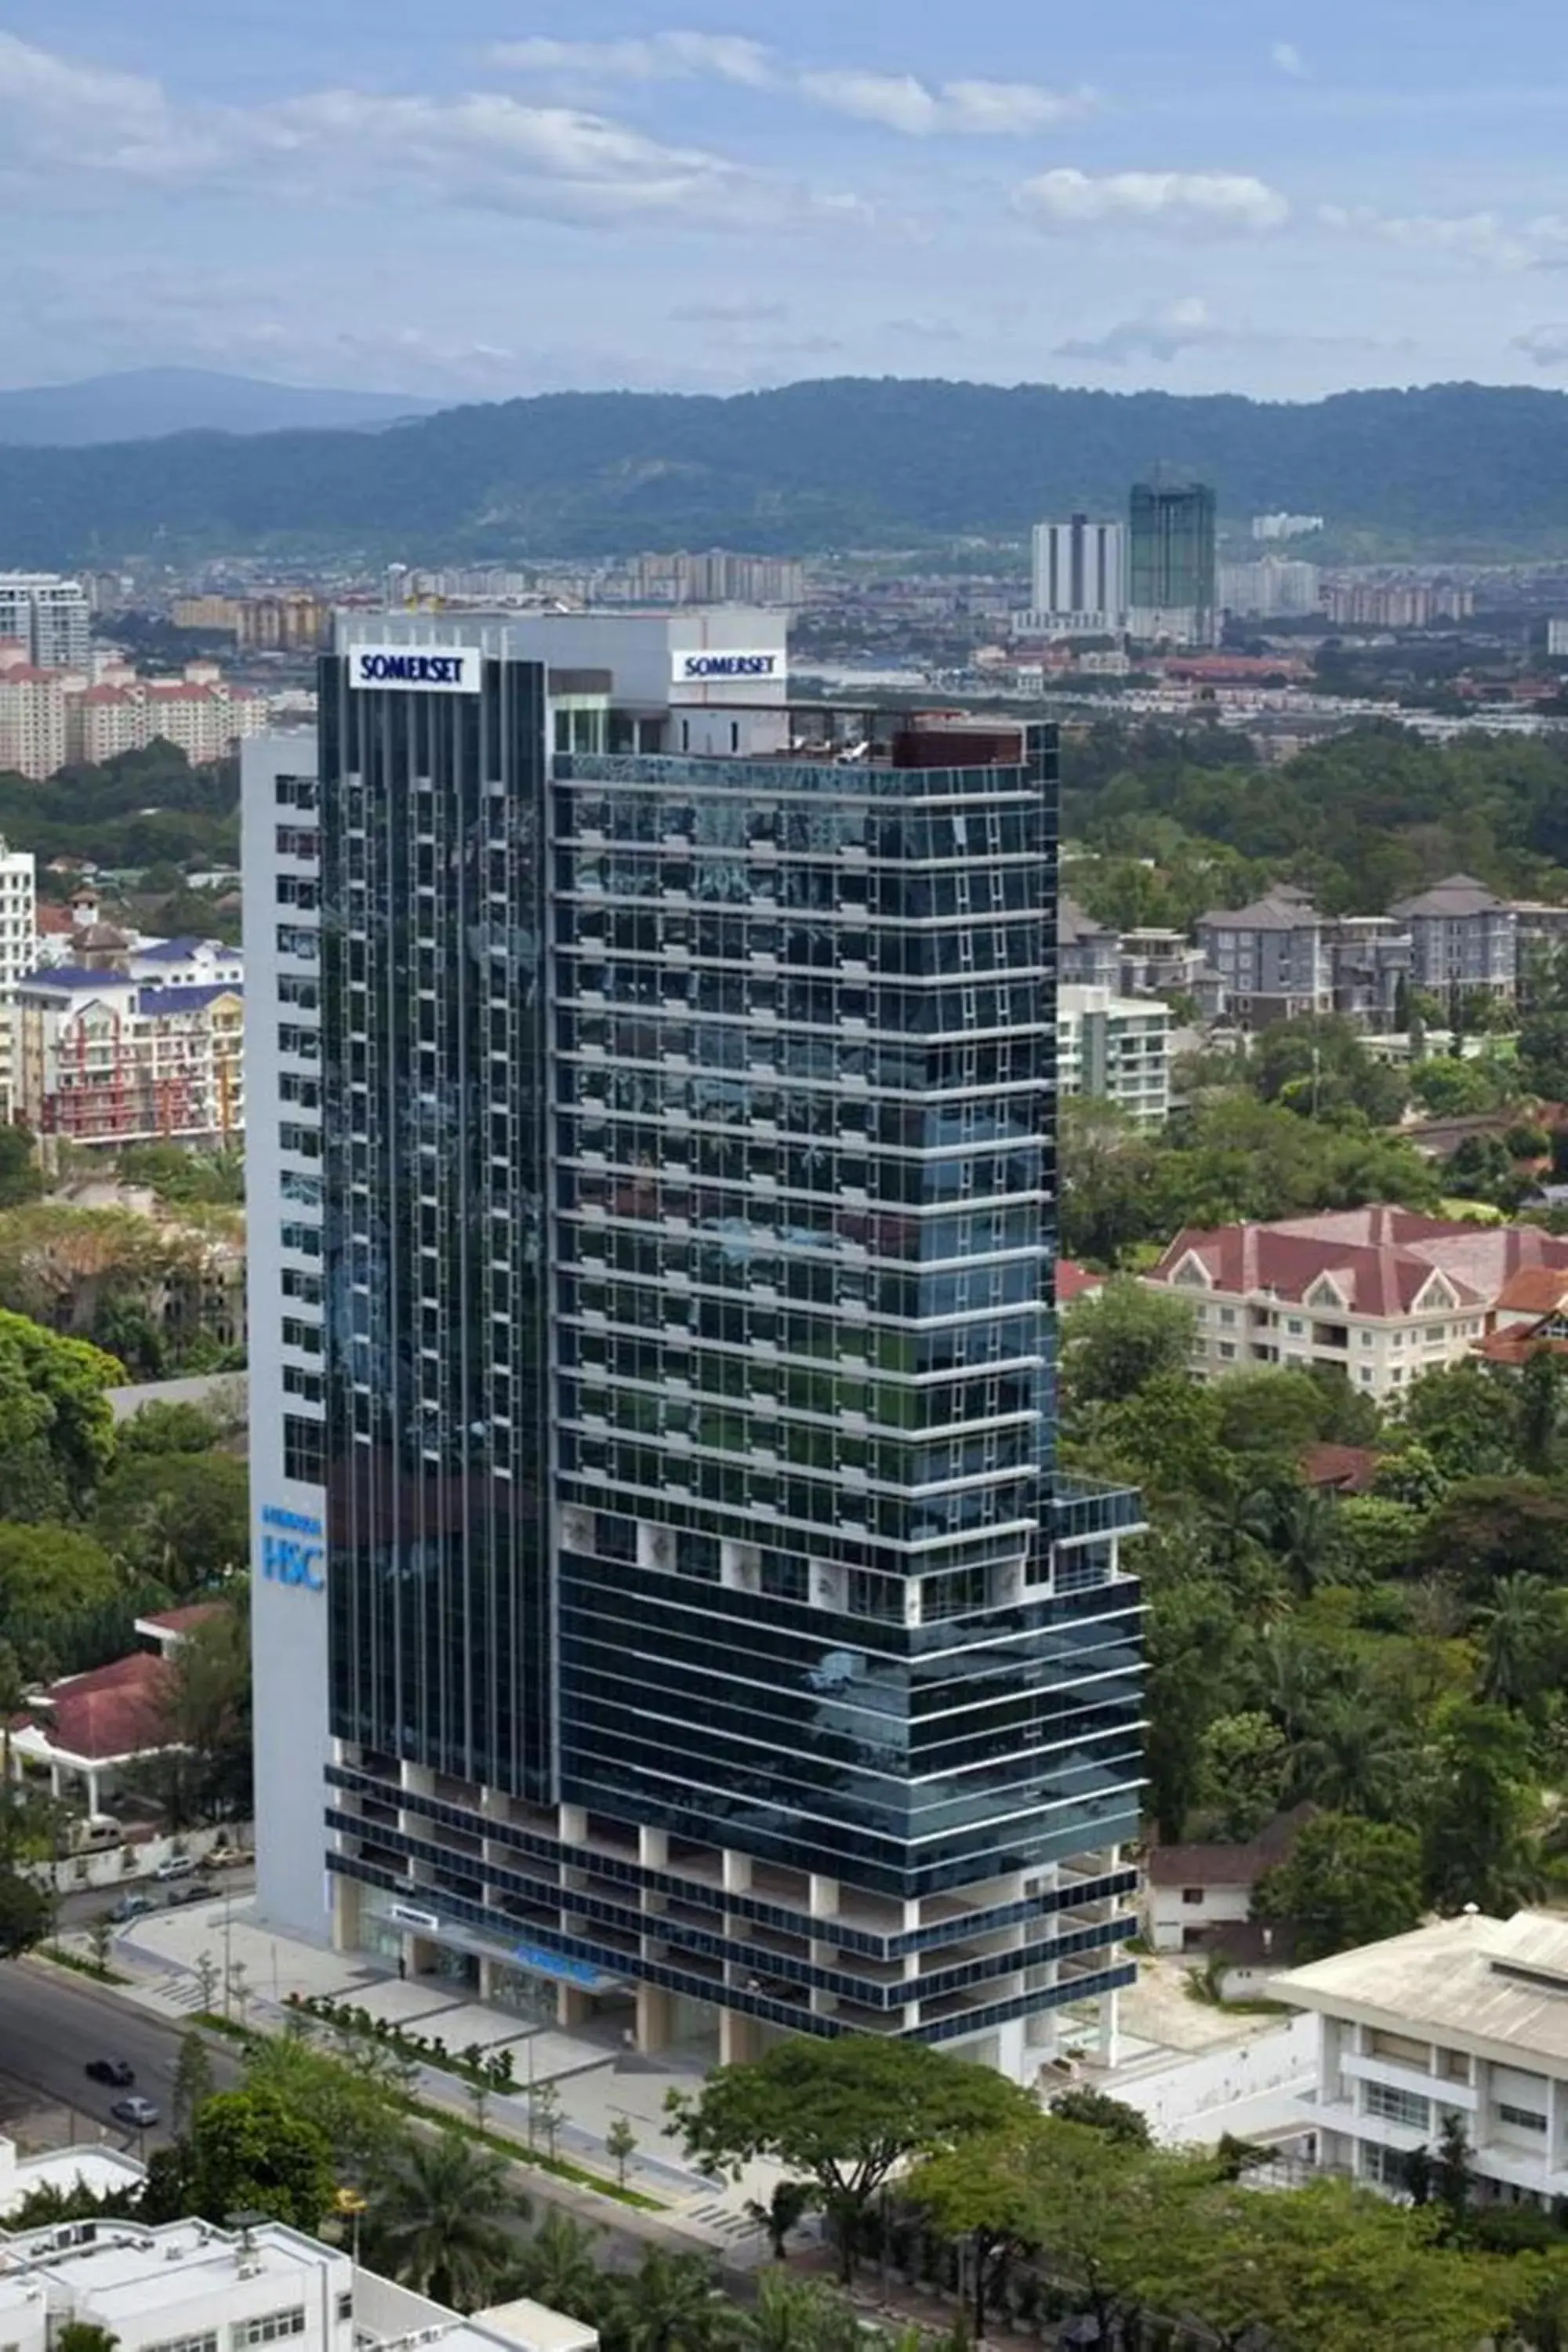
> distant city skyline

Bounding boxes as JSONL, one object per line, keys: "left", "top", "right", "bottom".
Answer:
{"left": 2, "top": 2, "right": 1567, "bottom": 404}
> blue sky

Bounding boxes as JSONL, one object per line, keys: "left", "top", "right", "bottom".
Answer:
{"left": 5, "top": 1, "right": 1568, "bottom": 403}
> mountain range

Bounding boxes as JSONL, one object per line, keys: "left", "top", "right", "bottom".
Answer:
{"left": 3, "top": 377, "right": 1568, "bottom": 562}
{"left": 0, "top": 368, "right": 441, "bottom": 447}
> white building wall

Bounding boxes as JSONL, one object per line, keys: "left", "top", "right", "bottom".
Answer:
{"left": 243, "top": 732, "right": 332, "bottom": 1944}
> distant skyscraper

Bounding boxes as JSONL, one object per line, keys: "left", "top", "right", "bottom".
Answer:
{"left": 0, "top": 574, "right": 90, "bottom": 671}
{"left": 1025, "top": 517, "right": 1126, "bottom": 636}
{"left": 245, "top": 608, "right": 1146, "bottom": 2083}
{"left": 1127, "top": 482, "right": 1218, "bottom": 645}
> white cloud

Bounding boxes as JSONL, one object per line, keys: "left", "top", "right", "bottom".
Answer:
{"left": 1514, "top": 323, "right": 1568, "bottom": 366}
{"left": 488, "top": 34, "right": 775, "bottom": 89}
{"left": 1317, "top": 201, "right": 1530, "bottom": 269}
{"left": 493, "top": 31, "right": 1087, "bottom": 136}
{"left": 1016, "top": 169, "right": 1289, "bottom": 233}
{"left": 1271, "top": 42, "right": 1308, "bottom": 77}
{"left": 0, "top": 31, "right": 850, "bottom": 230}
{"left": 1055, "top": 296, "right": 1221, "bottom": 365}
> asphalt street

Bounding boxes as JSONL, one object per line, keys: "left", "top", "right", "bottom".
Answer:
{"left": 55, "top": 1867, "right": 256, "bottom": 1934}
{"left": 0, "top": 1957, "right": 241, "bottom": 2152}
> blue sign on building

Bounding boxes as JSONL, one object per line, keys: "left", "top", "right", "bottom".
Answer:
{"left": 260, "top": 1504, "right": 324, "bottom": 1592}
{"left": 513, "top": 1940, "right": 602, "bottom": 1989}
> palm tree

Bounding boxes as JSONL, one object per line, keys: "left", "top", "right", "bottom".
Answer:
{"left": 1261, "top": 1486, "right": 1345, "bottom": 1602}
{"left": 742, "top": 2271, "right": 860, "bottom": 2352}
{"left": 600, "top": 2249, "right": 735, "bottom": 2352}
{"left": 1250, "top": 1621, "right": 1341, "bottom": 1748}
{"left": 1476, "top": 1573, "right": 1563, "bottom": 1711}
{"left": 513, "top": 2210, "right": 604, "bottom": 2323}
{"left": 370, "top": 2129, "right": 521, "bottom": 2313}
{"left": 1288, "top": 1690, "right": 1409, "bottom": 1818}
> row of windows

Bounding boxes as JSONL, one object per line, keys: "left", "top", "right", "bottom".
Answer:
{"left": 234, "top": 2309, "right": 307, "bottom": 2346}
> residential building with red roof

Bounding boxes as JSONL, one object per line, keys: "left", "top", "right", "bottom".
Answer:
{"left": 1146, "top": 1206, "right": 1568, "bottom": 1402}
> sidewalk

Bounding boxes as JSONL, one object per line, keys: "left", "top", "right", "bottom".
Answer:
{"left": 74, "top": 1893, "right": 786, "bottom": 2255}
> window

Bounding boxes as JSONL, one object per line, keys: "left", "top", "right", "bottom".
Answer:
{"left": 279, "top": 1122, "right": 321, "bottom": 1159}
{"left": 1364, "top": 2081, "right": 1430, "bottom": 2131}
{"left": 278, "top": 975, "right": 319, "bottom": 1009}
{"left": 233, "top": 2312, "right": 307, "bottom": 2348}
{"left": 148, "top": 2335, "right": 218, "bottom": 2352}
{"left": 275, "top": 875, "right": 318, "bottom": 909}
{"left": 275, "top": 774, "right": 317, "bottom": 810}
{"left": 276, "top": 924, "right": 318, "bottom": 960}
{"left": 282, "top": 1267, "right": 321, "bottom": 1304}
{"left": 283, "top": 1365, "right": 322, "bottom": 1401}
{"left": 281, "top": 1317, "right": 321, "bottom": 1355}
{"left": 1497, "top": 2102, "right": 1548, "bottom": 2133}
{"left": 279, "top": 1073, "right": 320, "bottom": 1108}
{"left": 283, "top": 1414, "right": 323, "bottom": 1485}
{"left": 1181, "top": 1888, "right": 1206, "bottom": 1907}
{"left": 1369, "top": 2029, "right": 1430, "bottom": 2068}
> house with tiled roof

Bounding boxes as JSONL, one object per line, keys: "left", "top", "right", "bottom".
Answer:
{"left": 1193, "top": 886, "right": 1329, "bottom": 1028}
{"left": 1146, "top": 1206, "right": 1568, "bottom": 1401}
{"left": 1390, "top": 873, "right": 1519, "bottom": 1000}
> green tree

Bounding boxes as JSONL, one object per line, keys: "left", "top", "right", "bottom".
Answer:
{"left": 1144, "top": 1571, "right": 1247, "bottom": 1840}
{"left": 56, "top": 2326, "right": 120, "bottom": 2352}
{"left": 159, "top": 1594, "right": 252, "bottom": 1818}
{"left": 0, "top": 1309, "right": 122, "bottom": 1520}
{"left": 527, "top": 2075, "right": 562, "bottom": 2159}
{"left": 0, "top": 1126, "right": 42, "bottom": 1210}
{"left": 600, "top": 2249, "right": 732, "bottom": 2352}
{"left": 370, "top": 2129, "right": 517, "bottom": 2312}
{"left": 0, "top": 1522, "right": 125, "bottom": 1678}
{"left": 604, "top": 2115, "right": 638, "bottom": 2190}
{"left": 0, "top": 1871, "right": 54, "bottom": 1958}
{"left": 118, "top": 1401, "right": 229, "bottom": 1457}
{"left": 1419, "top": 1475, "right": 1568, "bottom": 1596}
{"left": 1475, "top": 1571, "right": 1566, "bottom": 1710}
{"left": 1256, "top": 1484, "right": 1346, "bottom": 1602}
{"left": 1196, "top": 1710, "right": 1289, "bottom": 1842}
{"left": 510, "top": 2210, "right": 602, "bottom": 2319}
{"left": 740, "top": 2272, "right": 859, "bottom": 2352}
{"left": 93, "top": 1451, "right": 249, "bottom": 1593}
{"left": 1287, "top": 1690, "right": 1411, "bottom": 1818}
{"left": 242, "top": 2025, "right": 412, "bottom": 2179}
{"left": 1060, "top": 1277, "right": 1196, "bottom": 1409}
{"left": 1396, "top": 1362, "right": 1519, "bottom": 1483}
{"left": 1519, "top": 1345, "right": 1568, "bottom": 1477}
{"left": 664, "top": 2035, "right": 1033, "bottom": 2281}
{"left": 1423, "top": 1701, "right": 1541, "bottom": 1912}
{"left": 742, "top": 2179, "right": 818, "bottom": 2261}
{"left": 175, "top": 2088, "right": 336, "bottom": 2232}
{"left": 171, "top": 2031, "right": 215, "bottom": 2136}
{"left": 1254, "top": 1813, "right": 1424, "bottom": 1961}
{"left": 1046, "top": 2085, "right": 1152, "bottom": 2146}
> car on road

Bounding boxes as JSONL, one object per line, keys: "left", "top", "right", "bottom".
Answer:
{"left": 84, "top": 2059, "right": 134, "bottom": 2087}
{"left": 162, "top": 1880, "right": 216, "bottom": 1907}
{"left": 108, "top": 1894, "right": 154, "bottom": 1923}
{"left": 110, "top": 2095, "right": 158, "bottom": 2129}
{"left": 153, "top": 1854, "right": 197, "bottom": 1882}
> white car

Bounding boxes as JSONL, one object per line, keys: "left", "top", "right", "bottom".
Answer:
{"left": 153, "top": 1854, "right": 196, "bottom": 1882}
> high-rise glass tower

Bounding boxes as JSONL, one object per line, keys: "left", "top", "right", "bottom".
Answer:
{"left": 245, "top": 612, "right": 1144, "bottom": 2082}
{"left": 1127, "top": 481, "right": 1218, "bottom": 646}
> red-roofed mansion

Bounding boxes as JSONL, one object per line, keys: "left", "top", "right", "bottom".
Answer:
{"left": 1146, "top": 1207, "right": 1568, "bottom": 1402}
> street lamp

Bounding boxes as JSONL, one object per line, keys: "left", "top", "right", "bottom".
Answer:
{"left": 333, "top": 2186, "right": 368, "bottom": 2267}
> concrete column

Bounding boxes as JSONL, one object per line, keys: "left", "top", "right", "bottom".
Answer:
{"left": 637, "top": 1983, "right": 674, "bottom": 2054}
{"left": 640, "top": 1826, "right": 669, "bottom": 1868}
{"left": 720, "top": 2009, "right": 764, "bottom": 2065}
{"left": 723, "top": 1849, "right": 752, "bottom": 1894}
{"left": 331, "top": 1871, "right": 360, "bottom": 1951}
{"left": 1097, "top": 1987, "right": 1120, "bottom": 2071}
{"left": 559, "top": 1803, "right": 588, "bottom": 1842}
{"left": 85, "top": 1767, "right": 100, "bottom": 1815}
{"left": 810, "top": 1873, "right": 837, "bottom": 1917}
{"left": 558, "top": 1983, "right": 593, "bottom": 2029}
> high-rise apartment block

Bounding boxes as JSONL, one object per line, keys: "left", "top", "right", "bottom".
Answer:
{"left": 1016, "top": 517, "right": 1126, "bottom": 639}
{"left": 1127, "top": 481, "right": 1218, "bottom": 646}
{"left": 0, "top": 837, "right": 35, "bottom": 1123}
{"left": 0, "top": 573, "right": 90, "bottom": 670}
{"left": 245, "top": 610, "right": 1144, "bottom": 2082}
{"left": 1217, "top": 557, "right": 1323, "bottom": 620}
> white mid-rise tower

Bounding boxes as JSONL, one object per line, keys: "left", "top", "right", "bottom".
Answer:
{"left": 1016, "top": 516, "right": 1126, "bottom": 638}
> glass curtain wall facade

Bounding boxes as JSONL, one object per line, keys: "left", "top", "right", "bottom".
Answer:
{"left": 313, "top": 640, "right": 1143, "bottom": 2078}
{"left": 1128, "top": 481, "right": 1218, "bottom": 633}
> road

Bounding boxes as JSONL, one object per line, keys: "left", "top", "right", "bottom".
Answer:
{"left": 0, "top": 1958, "right": 242, "bottom": 2151}
{"left": 55, "top": 1867, "right": 256, "bottom": 1934}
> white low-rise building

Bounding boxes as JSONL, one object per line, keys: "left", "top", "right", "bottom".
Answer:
{"left": 0, "top": 2199, "right": 597, "bottom": 2352}
{"left": 1058, "top": 984, "right": 1172, "bottom": 1128}
{"left": 1278, "top": 1910, "right": 1568, "bottom": 2203}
